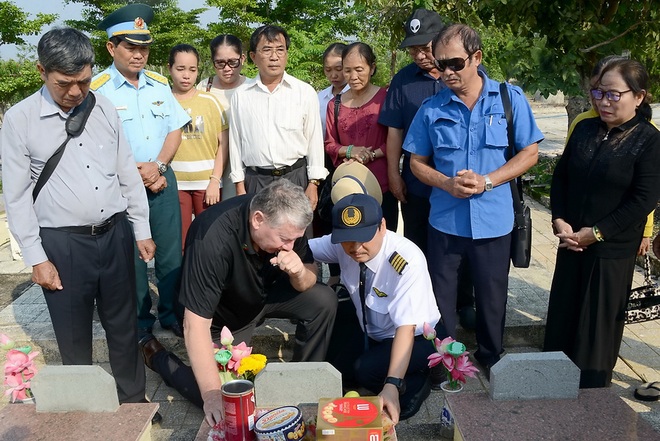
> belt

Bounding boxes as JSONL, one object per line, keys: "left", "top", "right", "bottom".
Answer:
{"left": 249, "top": 157, "right": 306, "bottom": 177}
{"left": 53, "top": 211, "right": 125, "bottom": 236}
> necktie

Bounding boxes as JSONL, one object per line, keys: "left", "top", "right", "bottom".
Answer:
{"left": 358, "top": 262, "right": 369, "bottom": 351}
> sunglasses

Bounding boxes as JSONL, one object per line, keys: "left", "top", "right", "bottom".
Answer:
{"left": 433, "top": 54, "right": 473, "bottom": 72}
{"left": 590, "top": 88, "right": 632, "bottom": 102}
{"left": 213, "top": 58, "right": 241, "bottom": 69}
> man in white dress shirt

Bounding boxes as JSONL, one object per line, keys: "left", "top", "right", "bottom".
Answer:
{"left": 229, "top": 24, "right": 327, "bottom": 209}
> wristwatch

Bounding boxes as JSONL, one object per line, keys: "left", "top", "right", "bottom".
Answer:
{"left": 384, "top": 376, "right": 406, "bottom": 395}
{"left": 309, "top": 179, "right": 321, "bottom": 186}
{"left": 156, "top": 160, "right": 168, "bottom": 175}
{"left": 484, "top": 174, "right": 493, "bottom": 192}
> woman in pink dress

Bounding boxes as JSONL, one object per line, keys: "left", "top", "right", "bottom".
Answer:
{"left": 325, "top": 42, "right": 398, "bottom": 230}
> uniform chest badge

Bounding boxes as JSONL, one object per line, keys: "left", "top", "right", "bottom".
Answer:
{"left": 373, "top": 287, "right": 388, "bottom": 297}
{"left": 152, "top": 100, "right": 164, "bottom": 106}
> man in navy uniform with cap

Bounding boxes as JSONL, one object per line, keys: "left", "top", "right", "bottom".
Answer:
{"left": 92, "top": 3, "right": 191, "bottom": 340}
{"left": 309, "top": 193, "right": 440, "bottom": 423}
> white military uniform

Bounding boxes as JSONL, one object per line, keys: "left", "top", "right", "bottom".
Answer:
{"left": 309, "top": 230, "right": 440, "bottom": 341}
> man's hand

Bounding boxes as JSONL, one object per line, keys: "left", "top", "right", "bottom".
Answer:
{"left": 201, "top": 389, "right": 224, "bottom": 427}
{"left": 136, "top": 239, "right": 156, "bottom": 262}
{"left": 147, "top": 175, "right": 167, "bottom": 193}
{"left": 380, "top": 384, "right": 401, "bottom": 425}
{"left": 235, "top": 182, "right": 246, "bottom": 196}
{"left": 443, "top": 169, "right": 480, "bottom": 198}
{"left": 638, "top": 237, "right": 651, "bottom": 256}
{"left": 270, "top": 250, "right": 305, "bottom": 278}
{"left": 32, "top": 261, "right": 63, "bottom": 291}
{"left": 388, "top": 172, "right": 407, "bottom": 204}
{"left": 137, "top": 162, "right": 161, "bottom": 187}
{"left": 305, "top": 183, "right": 318, "bottom": 211}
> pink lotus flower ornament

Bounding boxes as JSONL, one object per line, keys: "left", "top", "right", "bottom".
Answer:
{"left": 422, "top": 323, "right": 436, "bottom": 340}
{"left": 423, "top": 323, "right": 478, "bottom": 390}
{"left": 220, "top": 326, "right": 234, "bottom": 347}
{"left": 228, "top": 342, "right": 252, "bottom": 371}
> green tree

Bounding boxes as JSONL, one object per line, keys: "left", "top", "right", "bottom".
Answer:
{"left": 65, "top": 0, "right": 208, "bottom": 72}
{"left": 0, "top": 55, "right": 42, "bottom": 116}
{"left": 0, "top": 1, "right": 57, "bottom": 47}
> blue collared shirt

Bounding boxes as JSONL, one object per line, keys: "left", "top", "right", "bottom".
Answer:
{"left": 403, "top": 72, "right": 543, "bottom": 239}
{"left": 379, "top": 63, "right": 445, "bottom": 197}
{"left": 92, "top": 64, "right": 190, "bottom": 162}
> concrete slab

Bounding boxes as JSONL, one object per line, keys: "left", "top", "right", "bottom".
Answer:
{"left": 490, "top": 352, "right": 580, "bottom": 400}
{"left": 32, "top": 365, "right": 119, "bottom": 412}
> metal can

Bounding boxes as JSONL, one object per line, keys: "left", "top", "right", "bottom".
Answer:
{"left": 222, "top": 379, "right": 256, "bottom": 441}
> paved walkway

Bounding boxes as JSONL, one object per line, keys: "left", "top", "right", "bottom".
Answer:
{"left": 0, "top": 103, "right": 659, "bottom": 439}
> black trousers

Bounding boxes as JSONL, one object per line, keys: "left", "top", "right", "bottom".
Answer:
{"left": 150, "top": 283, "right": 337, "bottom": 405}
{"left": 327, "top": 300, "right": 433, "bottom": 410}
{"left": 40, "top": 215, "right": 145, "bottom": 403}
{"left": 427, "top": 227, "right": 511, "bottom": 367}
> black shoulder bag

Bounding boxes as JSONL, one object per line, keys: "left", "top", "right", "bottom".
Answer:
{"left": 32, "top": 92, "right": 97, "bottom": 202}
{"left": 317, "top": 93, "right": 342, "bottom": 222}
{"left": 499, "top": 82, "right": 532, "bottom": 268}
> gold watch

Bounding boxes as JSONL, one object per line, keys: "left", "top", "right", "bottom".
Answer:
{"left": 309, "top": 179, "right": 321, "bottom": 186}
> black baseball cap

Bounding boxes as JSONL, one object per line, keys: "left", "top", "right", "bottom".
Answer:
{"left": 399, "top": 9, "right": 445, "bottom": 49}
{"left": 331, "top": 194, "right": 383, "bottom": 244}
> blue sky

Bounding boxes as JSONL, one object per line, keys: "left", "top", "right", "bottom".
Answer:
{"left": 1, "top": 0, "right": 215, "bottom": 59}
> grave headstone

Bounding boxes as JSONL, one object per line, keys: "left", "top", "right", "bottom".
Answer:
{"left": 32, "top": 365, "right": 120, "bottom": 412}
{"left": 490, "top": 352, "right": 579, "bottom": 400}
{"left": 254, "top": 362, "right": 342, "bottom": 407}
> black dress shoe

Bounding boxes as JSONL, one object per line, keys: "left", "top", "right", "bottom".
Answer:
{"left": 138, "top": 334, "right": 165, "bottom": 371}
{"left": 138, "top": 327, "right": 153, "bottom": 341}
{"left": 162, "top": 321, "right": 184, "bottom": 338}
{"left": 399, "top": 377, "right": 432, "bottom": 421}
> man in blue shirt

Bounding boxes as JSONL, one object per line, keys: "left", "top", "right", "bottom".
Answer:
{"left": 93, "top": 4, "right": 191, "bottom": 339}
{"left": 379, "top": 10, "right": 478, "bottom": 333}
{"left": 404, "top": 24, "right": 543, "bottom": 374}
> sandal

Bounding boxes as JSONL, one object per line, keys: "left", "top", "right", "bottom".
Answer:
{"left": 634, "top": 381, "right": 660, "bottom": 402}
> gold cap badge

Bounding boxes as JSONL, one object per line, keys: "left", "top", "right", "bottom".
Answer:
{"left": 341, "top": 206, "right": 362, "bottom": 227}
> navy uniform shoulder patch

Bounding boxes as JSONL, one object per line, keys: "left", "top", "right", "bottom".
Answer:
{"left": 388, "top": 251, "right": 408, "bottom": 275}
{"left": 90, "top": 73, "right": 110, "bottom": 91}
{"left": 144, "top": 70, "right": 168, "bottom": 85}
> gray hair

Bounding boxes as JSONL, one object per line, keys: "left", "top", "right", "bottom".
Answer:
{"left": 249, "top": 179, "right": 313, "bottom": 230}
{"left": 37, "top": 27, "right": 95, "bottom": 75}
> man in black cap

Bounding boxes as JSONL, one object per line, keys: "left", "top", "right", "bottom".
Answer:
{"left": 379, "top": 9, "right": 477, "bottom": 336}
{"left": 309, "top": 193, "right": 441, "bottom": 423}
{"left": 92, "top": 3, "right": 191, "bottom": 341}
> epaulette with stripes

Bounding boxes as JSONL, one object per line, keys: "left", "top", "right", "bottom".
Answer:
{"left": 388, "top": 251, "right": 408, "bottom": 275}
{"left": 144, "top": 70, "right": 168, "bottom": 85}
{"left": 90, "top": 73, "right": 110, "bottom": 91}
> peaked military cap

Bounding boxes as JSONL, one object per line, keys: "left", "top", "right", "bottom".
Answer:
{"left": 98, "top": 3, "right": 154, "bottom": 46}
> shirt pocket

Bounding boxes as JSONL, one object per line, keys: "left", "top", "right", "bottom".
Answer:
{"left": 366, "top": 287, "right": 393, "bottom": 330}
{"left": 430, "top": 116, "right": 463, "bottom": 152}
{"left": 277, "top": 106, "right": 304, "bottom": 131}
{"left": 484, "top": 112, "right": 509, "bottom": 149}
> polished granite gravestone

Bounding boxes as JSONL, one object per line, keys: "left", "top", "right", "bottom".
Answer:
{"left": 0, "top": 402, "right": 159, "bottom": 441}
{"left": 447, "top": 389, "right": 660, "bottom": 441}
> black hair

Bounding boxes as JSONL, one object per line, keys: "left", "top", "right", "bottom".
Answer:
{"left": 598, "top": 58, "right": 653, "bottom": 121}
{"left": 323, "top": 42, "right": 347, "bottom": 63}
{"left": 342, "top": 42, "right": 377, "bottom": 77}
{"left": 38, "top": 27, "right": 95, "bottom": 74}
{"left": 250, "top": 25, "right": 290, "bottom": 53}
{"left": 168, "top": 44, "right": 199, "bottom": 67}
{"left": 432, "top": 23, "right": 482, "bottom": 57}
{"left": 209, "top": 34, "right": 243, "bottom": 59}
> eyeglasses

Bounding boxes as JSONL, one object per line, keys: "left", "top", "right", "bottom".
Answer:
{"left": 407, "top": 45, "right": 432, "bottom": 56}
{"left": 590, "top": 88, "right": 632, "bottom": 102}
{"left": 213, "top": 58, "right": 241, "bottom": 69}
{"left": 257, "top": 47, "right": 287, "bottom": 57}
{"left": 433, "top": 54, "right": 473, "bottom": 72}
